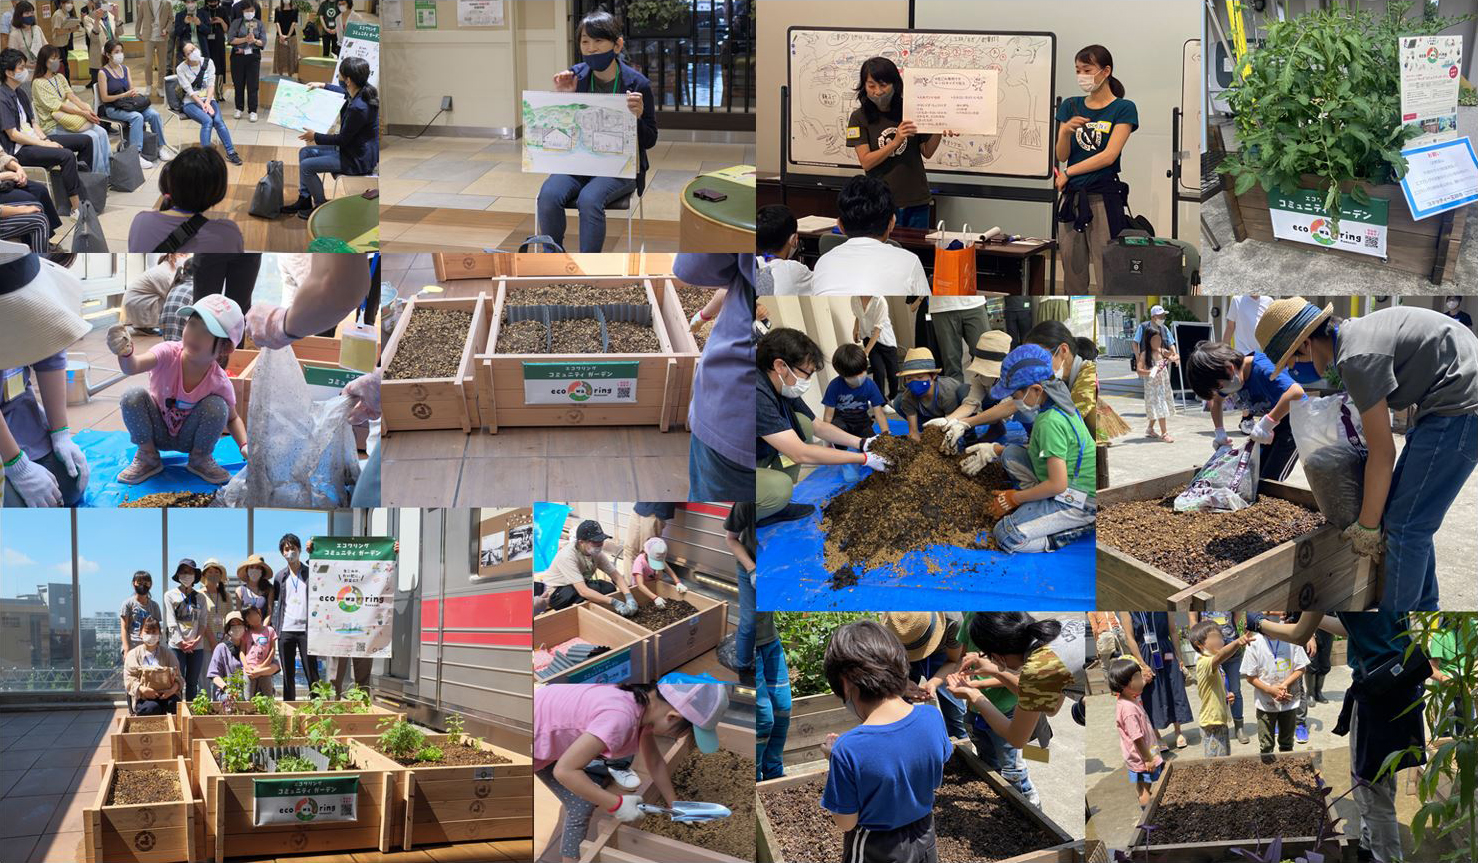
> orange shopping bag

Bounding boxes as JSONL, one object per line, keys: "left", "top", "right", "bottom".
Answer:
{"left": 931, "top": 221, "right": 978, "bottom": 296}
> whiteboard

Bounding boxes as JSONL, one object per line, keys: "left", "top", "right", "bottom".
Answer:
{"left": 787, "top": 27, "right": 1056, "bottom": 179}
{"left": 1180, "top": 38, "right": 1201, "bottom": 195}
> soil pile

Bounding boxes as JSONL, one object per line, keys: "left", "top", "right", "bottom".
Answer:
{"left": 496, "top": 319, "right": 547, "bottom": 354}
{"left": 821, "top": 428, "right": 1011, "bottom": 573}
{"left": 759, "top": 778, "right": 839, "bottom": 862}
{"left": 120, "top": 492, "right": 215, "bottom": 508}
{"left": 675, "top": 286, "right": 717, "bottom": 349}
{"left": 548, "top": 318, "right": 605, "bottom": 353}
{"left": 372, "top": 738, "right": 513, "bottom": 768}
{"left": 1098, "top": 486, "right": 1325, "bottom": 583}
{"left": 639, "top": 749, "right": 755, "bottom": 860}
{"left": 627, "top": 599, "right": 700, "bottom": 630}
{"left": 107, "top": 768, "right": 180, "bottom": 805}
{"left": 1148, "top": 755, "right": 1325, "bottom": 844}
{"left": 933, "top": 758, "right": 1059, "bottom": 860}
{"left": 506, "top": 283, "right": 648, "bottom": 306}
{"left": 606, "top": 321, "right": 662, "bottom": 353}
{"left": 128, "top": 716, "right": 170, "bottom": 732}
{"left": 386, "top": 308, "right": 473, "bottom": 380}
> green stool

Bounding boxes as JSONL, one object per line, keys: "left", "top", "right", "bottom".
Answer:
{"left": 300, "top": 55, "right": 336, "bottom": 84}
{"left": 308, "top": 195, "right": 378, "bottom": 252}
{"left": 67, "top": 49, "right": 90, "bottom": 84}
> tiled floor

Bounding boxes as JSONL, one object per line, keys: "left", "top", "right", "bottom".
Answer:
{"left": 0, "top": 708, "right": 533, "bottom": 863}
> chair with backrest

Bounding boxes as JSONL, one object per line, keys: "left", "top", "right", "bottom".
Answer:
{"left": 534, "top": 183, "right": 645, "bottom": 252}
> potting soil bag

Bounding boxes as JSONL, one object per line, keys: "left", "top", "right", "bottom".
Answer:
{"left": 1174, "top": 443, "right": 1260, "bottom": 512}
{"left": 217, "top": 347, "right": 360, "bottom": 508}
{"left": 1288, "top": 393, "right": 1367, "bottom": 529}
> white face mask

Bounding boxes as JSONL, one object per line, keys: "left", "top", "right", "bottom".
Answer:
{"left": 1014, "top": 388, "right": 1041, "bottom": 420}
{"left": 186, "top": 52, "right": 200, "bottom": 64}
{"left": 111, "top": 52, "right": 125, "bottom": 65}
{"left": 243, "top": 10, "right": 254, "bottom": 18}
{"left": 143, "top": 632, "right": 160, "bottom": 646}
{"left": 1447, "top": 300, "right": 1460, "bottom": 311}
{"left": 285, "top": 549, "right": 299, "bottom": 562}
{"left": 844, "top": 374, "right": 866, "bottom": 388}
{"left": 178, "top": 574, "right": 195, "bottom": 588}
{"left": 228, "top": 626, "right": 245, "bottom": 640}
{"left": 47, "top": 58, "right": 61, "bottom": 72}
{"left": 11, "top": 69, "right": 31, "bottom": 84}
{"left": 1220, "top": 373, "right": 1244, "bottom": 395}
{"left": 778, "top": 362, "right": 813, "bottom": 399}
{"left": 1076, "top": 71, "right": 1101, "bottom": 93}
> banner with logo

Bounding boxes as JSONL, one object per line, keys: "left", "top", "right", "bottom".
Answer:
{"left": 1267, "top": 189, "right": 1388, "bottom": 258}
{"left": 522, "top": 361, "right": 639, "bottom": 405}
{"left": 253, "top": 776, "right": 360, "bottom": 826}
{"left": 333, "top": 21, "right": 381, "bottom": 89}
{"left": 308, "top": 537, "right": 396, "bottom": 658}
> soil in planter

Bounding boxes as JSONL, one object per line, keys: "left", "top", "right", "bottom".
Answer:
{"left": 106, "top": 768, "right": 181, "bottom": 805}
{"left": 120, "top": 491, "right": 215, "bottom": 508}
{"left": 127, "top": 716, "right": 170, "bottom": 733}
{"left": 675, "top": 286, "right": 717, "bottom": 349}
{"left": 759, "top": 778, "right": 839, "bottom": 862}
{"left": 822, "top": 428, "right": 1012, "bottom": 573}
{"left": 605, "top": 320, "right": 662, "bottom": 353}
{"left": 549, "top": 318, "right": 606, "bottom": 353}
{"left": 496, "top": 318, "right": 548, "bottom": 354}
{"left": 370, "top": 738, "right": 514, "bottom": 768}
{"left": 638, "top": 749, "right": 755, "bottom": 861}
{"left": 385, "top": 308, "right": 474, "bottom": 380}
{"left": 625, "top": 599, "right": 700, "bottom": 631}
{"left": 1097, "top": 486, "right": 1326, "bottom": 583}
{"left": 1148, "top": 755, "right": 1325, "bottom": 845}
{"left": 505, "top": 283, "right": 649, "bottom": 306}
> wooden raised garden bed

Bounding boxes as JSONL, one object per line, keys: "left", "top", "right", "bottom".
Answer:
{"left": 193, "top": 736, "right": 401, "bottom": 863}
{"left": 588, "top": 580, "right": 726, "bottom": 679}
{"left": 380, "top": 293, "right": 489, "bottom": 434}
{"left": 111, "top": 713, "right": 182, "bottom": 762}
{"left": 176, "top": 700, "right": 298, "bottom": 753}
{"left": 474, "top": 277, "right": 699, "bottom": 433}
{"left": 285, "top": 702, "right": 404, "bottom": 737}
{"left": 780, "top": 692, "right": 852, "bottom": 767}
{"left": 230, "top": 336, "right": 346, "bottom": 426}
{"left": 756, "top": 741, "right": 1076, "bottom": 863}
{"left": 533, "top": 604, "right": 652, "bottom": 684}
{"left": 1223, "top": 174, "right": 1466, "bottom": 283}
{"left": 1097, "top": 468, "right": 1381, "bottom": 611}
{"left": 84, "top": 756, "right": 196, "bottom": 863}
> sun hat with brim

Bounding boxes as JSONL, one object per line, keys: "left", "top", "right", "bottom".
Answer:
{"left": 897, "top": 347, "right": 942, "bottom": 378}
{"left": 0, "top": 247, "right": 90, "bottom": 370}
{"left": 881, "top": 612, "right": 945, "bottom": 663}
{"left": 179, "top": 293, "right": 245, "bottom": 345}
{"left": 200, "top": 558, "right": 227, "bottom": 579}
{"left": 644, "top": 537, "right": 667, "bottom": 570}
{"left": 991, "top": 343, "right": 1056, "bottom": 401}
{"left": 223, "top": 611, "right": 246, "bottom": 630}
{"left": 657, "top": 681, "right": 730, "bottom": 754}
{"left": 236, "top": 553, "right": 270, "bottom": 582}
{"left": 172, "top": 558, "right": 200, "bottom": 582}
{"left": 1255, "top": 297, "right": 1333, "bottom": 376}
{"left": 966, "top": 330, "right": 1011, "bottom": 381}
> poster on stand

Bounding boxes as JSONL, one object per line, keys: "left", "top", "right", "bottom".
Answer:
{"left": 309, "top": 536, "right": 397, "bottom": 658}
{"left": 1400, "top": 35, "right": 1462, "bottom": 148}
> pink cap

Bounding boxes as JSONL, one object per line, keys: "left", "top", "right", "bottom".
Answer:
{"left": 657, "top": 682, "right": 728, "bottom": 753}
{"left": 644, "top": 537, "right": 667, "bottom": 569}
{"left": 180, "top": 293, "right": 245, "bottom": 344}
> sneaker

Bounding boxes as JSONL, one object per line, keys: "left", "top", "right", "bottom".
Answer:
{"left": 1024, "top": 788, "right": 1042, "bottom": 807}
{"left": 140, "top": 157, "right": 155, "bottom": 169}
{"left": 186, "top": 454, "right": 231, "bottom": 485}
{"left": 297, "top": 203, "right": 316, "bottom": 221}
{"left": 715, "top": 636, "right": 755, "bottom": 685}
{"left": 1296, "top": 723, "right": 1309, "bottom": 745}
{"left": 1236, "top": 723, "right": 1250, "bottom": 745}
{"left": 118, "top": 448, "right": 163, "bottom": 484}
{"left": 234, "top": 108, "right": 242, "bottom": 119}
{"left": 249, "top": 111, "right": 257, "bottom": 122}
{"left": 607, "top": 765, "right": 641, "bottom": 790}
{"left": 225, "top": 151, "right": 243, "bottom": 166}
{"left": 756, "top": 502, "right": 815, "bottom": 528}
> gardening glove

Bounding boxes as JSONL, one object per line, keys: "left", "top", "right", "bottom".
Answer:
{"left": 859, "top": 435, "right": 880, "bottom": 452}
{"left": 608, "top": 794, "right": 645, "bottom": 823}
{"left": 960, "top": 443, "right": 998, "bottom": 476}
{"left": 49, "top": 428, "right": 90, "bottom": 489}
{"left": 245, "top": 303, "right": 296, "bottom": 349}
{"left": 6, "top": 452, "right": 62, "bottom": 507}
{"left": 1342, "top": 522, "right": 1385, "bottom": 560}
{"left": 1248, "top": 415, "right": 1278, "bottom": 445}
{"left": 1212, "top": 428, "right": 1230, "bottom": 450}
{"left": 615, "top": 599, "right": 636, "bottom": 617}
{"left": 673, "top": 582, "right": 687, "bottom": 595}
{"left": 863, "top": 452, "right": 890, "bottom": 472}
{"left": 344, "top": 368, "right": 383, "bottom": 424}
{"left": 922, "top": 418, "right": 950, "bottom": 430}
{"left": 105, "top": 324, "right": 134, "bottom": 356}
{"left": 653, "top": 596, "right": 667, "bottom": 610}
{"left": 747, "top": 568, "right": 756, "bottom": 588}
{"left": 941, "top": 418, "right": 970, "bottom": 453}
{"left": 987, "top": 489, "right": 1020, "bottom": 519}
{"left": 689, "top": 308, "right": 711, "bottom": 333}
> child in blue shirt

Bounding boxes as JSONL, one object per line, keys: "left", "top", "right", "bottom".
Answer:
{"left": 1185, "top": 343, "right": 1306, "bottom": 481}
{"left": 820, "top": 619, "right": 953, "bottom": 863}
{"left": 821, "top": 343, "right": 888, "bottom": 441}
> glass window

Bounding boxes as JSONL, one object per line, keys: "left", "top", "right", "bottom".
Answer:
{"left": 0, "top": 510, "right": 77, "bottom": 692}
{"left": 252, "top": 509, "right": 332, "bottom": 570}
{"left": 166, "top": 508, "right": 249, "bottom": 589}
{"left": 77, "top": 509, "right": 163, "bottom": 691}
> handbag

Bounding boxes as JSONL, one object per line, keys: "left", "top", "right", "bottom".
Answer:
{"left": 249, "top": 160, "right": 284, "bottom": 218}
{"left": 46, "top": 77, "right": 93, "bottom": 132}
{"left": 141, "top": 129, "right": 161, "bottom": 162}
{"left": 110, "top": 141, "right": 145, "bottom": 192}
{"left": 304, "top": 20, "right": 319, "bottom": 41}
{"left": 1360, "top": 644, "right": 1433, "bottom": 699}
{"left": 71, "top": 199, "right": 108, "bottom": 252}
{"left": 78, "top": 170, "right": 109, "bottom": 212}
{"left": 930, "top": 220, "right": 978, "bottom": 296}
{"left": 112, "top": 94, "right": 152, "bottom": 113}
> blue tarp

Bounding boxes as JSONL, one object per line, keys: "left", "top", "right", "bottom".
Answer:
{"left": 75, "top": 430, "right": 245, "bottom": 507}
{"left": 756, "top": 419, "right": 1095, "bottom": 611}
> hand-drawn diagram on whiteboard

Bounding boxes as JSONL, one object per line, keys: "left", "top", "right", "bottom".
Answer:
{"left": 788, "top": 28, "right": 1054, "bottom": 178}
{"left": 521, "top": 90, "right": 637, "bottom": 179}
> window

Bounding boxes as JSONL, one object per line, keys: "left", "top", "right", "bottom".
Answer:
{"left": 0, "top": 510, "right": 77, "bottom": 692}
{"left": 77, "top": 509, "right": 163, "bottom": 691}
{"left": 166, "top": 508, "right": 249, "bottom": 591}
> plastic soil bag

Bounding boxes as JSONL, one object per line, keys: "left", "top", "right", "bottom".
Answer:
{"left": 217, "top": 347, "right": 360, "bottom": 508}
{"left": 1175, "top": 443, "right": 1261, "bottom": 512}
{"left": 1288, "top": 393, "right": 1367, "bottom": 530}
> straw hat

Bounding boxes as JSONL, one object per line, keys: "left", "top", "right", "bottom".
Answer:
{"left": 1255, "top": 297, "right": 1334, "bottom": 375}
{"left": 880, "top": 612, "right": 945, "bottom": 662}
{"left": 237, "top": 554, "right": 271, "bottom": 582}
{"left": 897, "top": 347, "right": 942, "bottom": 378}
{"left": 0, "top": 246, "right": 90, "bottom": 370}
{"left": 966, "top": 330, "right": 1011, "bottom": 381}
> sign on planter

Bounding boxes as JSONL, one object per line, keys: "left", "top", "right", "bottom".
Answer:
{"left": 308, "top": 537, "right": 397, "bottom": 658}
{"left": 1268, "top": 189, "right": 1388, "bottom": 258}
{"left": 1399, "top": 137, "right": 1478, "bottom": 220}
{"left": 1399, "top": 35, "right": 1462, "bottom": 148}
{"left": 253, "top": 776, "right": 360, "bottom": 826}
{"left": 522, "top": 361, "right": 639, "bottom": 405}
{"left": 564, "top": 646, "right": 633, "bottom": 684}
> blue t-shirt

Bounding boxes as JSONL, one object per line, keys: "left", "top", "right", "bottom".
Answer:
{"left": 1228, "top": 351, "right": 1298, "bottom": 415}
{"left": 1056, "top": 95, "right": 1138, "bottom": 188}
{"left": 821, "top": 703, "right": 952, "bottom": 831}
{"left": 632, "top": 502, "right": 676, "bottom": 520}
{"left": 821, "top": 376, "right": 885, "bottom": 421}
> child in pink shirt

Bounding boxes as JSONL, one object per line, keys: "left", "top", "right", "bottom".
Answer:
{"left": 628, "top": 537, "right": 689, "bottom": 609}
{"left": 1108, "top": 656, "right": 1164, "bottom": 807}
{"left": 107, "top": 293, "right": 248, "bottom": 485}
{"left": 241, "top": 605, "right": 279, "bottom": 697}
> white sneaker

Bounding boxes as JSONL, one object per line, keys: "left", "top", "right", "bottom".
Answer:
{"left": 249, "top": 112, "right": 257, "bottom": 122}
{"left": 1025, "top": 788, "right": 1042, "bottom": 807}
{"left": 234, "top": 109, "right": 242, "bottom": 119}
{"left": 608, "top": 766, "right": 641, "bottom": 790}
{"left": 140, "top": 157, "right": 155, "bottom": 169}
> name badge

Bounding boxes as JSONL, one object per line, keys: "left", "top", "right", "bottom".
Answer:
{"left": 1055, "top": 486, "right": 1090, "bottom": 510}
{"left": 3, "top": 368, "right": 26, "bottom": 402}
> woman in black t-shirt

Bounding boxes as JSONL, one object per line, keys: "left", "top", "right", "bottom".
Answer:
{"left": 845, "top": 56, "right": 956, "bottom": 230}
{"left": 272, "top": 0, "right": 298, "bottom": 75}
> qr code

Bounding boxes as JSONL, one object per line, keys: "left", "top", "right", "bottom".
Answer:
{"left": 1365, "top": 232, "right": 1379, "bottom": 248}
{"left": 617, "top": 384, "right": 632, "bottom": 399}
{"left": 341, "top": 799, "right": 354, "bottom": 818}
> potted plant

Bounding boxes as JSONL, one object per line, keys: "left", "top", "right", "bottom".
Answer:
{"left": 623, "top": 0, "right": 693, "bottom": 40}
{"left": 178, "top": 671, "right": 292, "bottom": 750}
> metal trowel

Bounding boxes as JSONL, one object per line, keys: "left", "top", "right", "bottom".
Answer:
{"left": 637, "top": 801, "right": 732, "bottom": 823}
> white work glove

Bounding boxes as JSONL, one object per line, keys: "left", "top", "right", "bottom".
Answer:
{"left": 653, "top": 596, "right": 667, "bottom": 610}
{"left": 344, "top": 368, "right": 383, "bottom": 424}
{"left": 244, "top": 303, "right": 295, "bottom": 349}
{"left": 941, "top": 419, "right": 970, "bottom": 453}
{"left": 863, "top": 452, "right": 890, "bottom": 472}
{"left": 747, "top": 568, "right": 756, "bottom": 588}
{"left": 922, "top": 418, "right": 950, "bottom": 429}
{"left": 1212, "top": 428, "right": 1230, "bottom": 450}
{"left": 5, "top": 452, "right": 63, "bottom": 507}
{"left": 1342, "top": 522, "right": 1385, "bottom": 560}
{"left": 674, "top": 582, "right": 687, "bottom": 595}
{"left": 105, "top": 324, "right": 134, "bottom": 356}
{"left": 48, "top": 428, "right": 89, "bottom": 490}
{"left": 1248, "top": 415, "right": 1277, "bottom": 445}
{"left": 608, "top": 794, "right": 645, "bottom": 823}
{"left": 960, "top": 443, "right": 997, "bottom": 476}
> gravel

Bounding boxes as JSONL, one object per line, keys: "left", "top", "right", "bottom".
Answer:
{"left": 505, "top": 283, "right": 649, "bottom": 306}
{"left": 606, "top": 321, "right": 662, "bottom": 353}
{"left": 107, "top": 768, "right": 181, "bottom": 805}
{"left": 495, "top": 319, "right": 548, "bottom": 354}
{"left": 385, "top": 308, "right": 473, "bottom": 380}
{"left": 549, "top": 318, "right": 606, "bottom": 353}
{"left": 119, "top": 492, "right": 216, "bottom": 508}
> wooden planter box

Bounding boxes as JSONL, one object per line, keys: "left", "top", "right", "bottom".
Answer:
{"left": 475, "top": 277, "right": 698, "bottom": 433}
{"left": 1223, "top": 174, "right": 1467, "bottom": 283}
{"left": 1097, "top": 468, "right": 1382, "bottom": 611}
{"left": 380, "top": 293, "right": 489, "bottom": 434}
{"left": 781, "top": 692, "right": 853, "bottom": 767}
{"left": 193, "top": 736, "right": 400, "bottom": 863}
{"left": 230, "top": 336, "right": 345, "bottom": 425}
{"left": 175, "top": 701, "right": 298, "bottom": 753}
{"left": 85, "top": 756, "right": 196, "bottom": 863}
{"left": 588, "top": 580, "right": 726, "bottom": 679}
{"left": 286, "top": 702, "right": 403, "bottom": 737}
{"left": 1131, "top": 751, "right": 1340, "bottom": 862}
{"left": 533, "top": 604, "right": 652, "bottom": 684}
{"left": 431, "top": 252, "right": 663, "bottom": 281}
{"left": 111, "top": 714, "right": 182, "bottom": 762}
{"left": 757, "top": 741, "right": 1076, "bottom": 863}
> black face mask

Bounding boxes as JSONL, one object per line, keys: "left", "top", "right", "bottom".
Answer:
{"left": 135, "top": 584, "right": 150, "bottom": 595}
{"left": 583, "top": 49, "right": 616, "bottom": 73}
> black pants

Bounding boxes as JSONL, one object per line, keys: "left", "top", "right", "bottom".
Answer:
{"left": 0, "top": 184, "right": 62, "bottom": 233}
{"left": 231, "top": 51, "right": 261, "bottom": 112}
{"left": 278, "top": 629, "right": 319, "bottom": 701}
{"left": 548, "top": 579, "right": 615, "bottom": 610}
{"left": 1259, "top": 420, "right": 1298, "bottom": 482}
{"left": 869, "top": 342, "right": 899, "bottom": 400}
{"left": 842, "top": 812, "right": 937, "bottom": 863}
{"left": 835, "top": 410, "right": 876, "bottom": 439}
{"left": 206, "top": 40, "right": 227, "bottom": 98}
{"left": 193, "top": 253, "right": 262, "bottom": 336}
{"left": 322, "top": 31, "right": 338, "bottom": 56}
{"left": 12, "top": 142, "right": 82, "bottom": 198}
{"left": 1004, "top": 306, "right": 1033, "bottom": 349}
{"left": 911, "top": 297, "right": 935, "bottom": 356}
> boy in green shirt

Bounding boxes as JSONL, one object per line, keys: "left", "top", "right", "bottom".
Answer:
{"left": 961, "top": 344, "right": 1097, "bottom": 552}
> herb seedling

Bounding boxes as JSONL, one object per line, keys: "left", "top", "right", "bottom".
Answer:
{"left": 415, "top": 745, "right": 444, "bottom": 763}
{"left": 378, "top": 718, "right": 428, "bottom": 761}
{"left": 274, "top": 755, "right": 318, "bottom": 774}
{"left": 215, "top": 723, "right": 261, "bottom": 773}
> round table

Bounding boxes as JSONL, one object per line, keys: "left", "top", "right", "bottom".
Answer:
{"left": 307, "top": 194, "right": 378, "bottom": 251}
{"left": 679, "top": 175, "right": 755, "bottom": 251}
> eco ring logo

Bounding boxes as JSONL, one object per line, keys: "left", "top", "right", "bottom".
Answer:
{"left": 1307, "top": 218, "right": 1336, "bottom": 246}
{"left": 294, "top": 797, "right": 320, "bottom": 822}
{"left": 565, "top": 381, "right": 593, "bottom": 402}
{"left": 1426, "top": 46, "right": 1440, "bottom": 62}
{"left": 336, "top": 586, "right": 363, "bottom": 614}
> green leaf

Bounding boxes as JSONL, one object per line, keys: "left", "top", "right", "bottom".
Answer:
{"left": 1234, "top": 172, "right": 1259, "bottom": 196}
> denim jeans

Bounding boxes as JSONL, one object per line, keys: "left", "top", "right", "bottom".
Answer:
{"left": 688, "top": 434, "right": 755, "bottom": 503}
{"left": 1382, "top": 411, "right": 1478, "bottom": 611}
{"left": 1223, "top": 649, "right": 1245, "bottom": 726}
{"left": 913, "top": 653, "right": 969, "bottom": 739}
{"left": 735, "top": 561, "right": 756, "bottom": 668}
{"left": 102, "top": 104, "right": 164, "bottom": 154}
{"left": 171, "top": 645, "right": 204, "bottom": 701}
{"left": 993, "top": 443, "right": 1097, "bottom": 553}
{"left": 297, "top": 145, "right": 344, "bottom": 205}
{"left": 754, "top": 639, "right": 791, "bottom": 781}
{"left": 79, "top": 125, "right": 110, "bottom": 173}
{"left": 183, "top": 99, "right": 237, "bottom": 153}
{"left": 968, "top": 711, "right": 1034, "bottom": 799}
{"left": 536, "top": 173, "right": 638, "bottom": 252}
{"left": 895, "top": 204, "right": 930, "bottom": 228}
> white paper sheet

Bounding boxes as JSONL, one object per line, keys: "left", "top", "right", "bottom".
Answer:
{"left": 268, "top": 79, "right": 346, "bottom": 134}
{"left": 521, "top": 90, "right": 637, "bottom": 179}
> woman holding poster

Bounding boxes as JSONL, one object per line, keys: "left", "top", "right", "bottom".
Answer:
{"left": 846, "top": 56, "right": 957, "bottom": 229}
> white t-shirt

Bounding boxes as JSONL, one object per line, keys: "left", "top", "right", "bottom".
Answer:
{"left": 849, "top": 295, "right": 897, "bottom": 348}
{"left": 813, "top": 237, "right": 930, "bottom": 296}
{"left": 1228, "top": 295, "right": 1274, "bottom": 354}
{"left": 1242, "top": 634, "right": 1309, "bottom": 713}
{"left": 758, "top": 256, "right": 813, "bottom": 296}
{"left": 281, "top": 565, "right": 309, "bottom": 631}
{"left": 927, "top": 295, "right": 985, "bottom": 314}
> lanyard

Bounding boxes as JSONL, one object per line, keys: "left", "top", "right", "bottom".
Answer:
{"left": 1047, "top": 404, "right": 1085, "bottom": 481}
